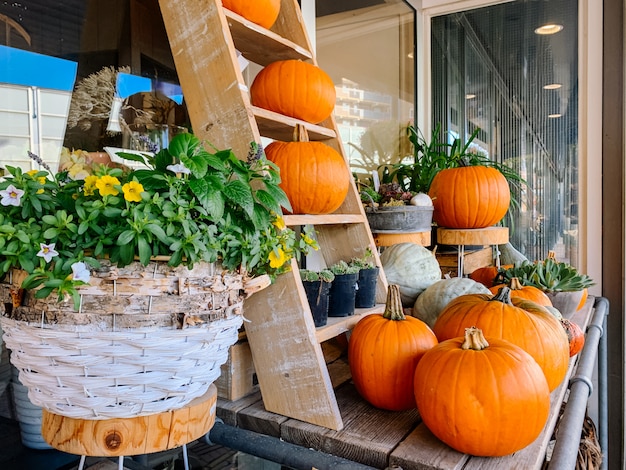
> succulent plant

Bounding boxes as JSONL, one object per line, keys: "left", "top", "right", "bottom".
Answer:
{"left": 495, "top": 251, "right": 594, "bottom": 293}
{"left": 300, "top": 269, "right": 335, "bottom": 283}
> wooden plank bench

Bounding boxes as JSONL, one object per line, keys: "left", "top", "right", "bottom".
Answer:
{"left": 215, "top": 300, "right": 597, "bottom": 469}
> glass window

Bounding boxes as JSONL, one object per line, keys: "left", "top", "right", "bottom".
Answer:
{"left": 431, "top": 0, "right": 579, "bottom": 264}
{"left": 315, "top": 0, "right": 416, "bottom": 184}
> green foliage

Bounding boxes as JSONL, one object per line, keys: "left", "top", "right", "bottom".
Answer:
{"left": 495, "top": 254, "right": 595, "bottom": 292}
{"left": 350, "top": 247, "right": 376, "bottom": 270}
{"left": 300, "top": 269, "right": 335, "bottom": 283}
{"left": 0, "top": 133, "right": 318, "bottom": 308}
{"left": 329, "top": 260, "right": 361, "bottom": 275}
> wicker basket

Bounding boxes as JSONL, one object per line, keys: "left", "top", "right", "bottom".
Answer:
{"left": 0, "top": 260, "right": 267, "bottom": 420}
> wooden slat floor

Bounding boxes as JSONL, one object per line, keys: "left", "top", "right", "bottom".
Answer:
{"left": 216, "top": 301, "right": 595, "bottom": 470}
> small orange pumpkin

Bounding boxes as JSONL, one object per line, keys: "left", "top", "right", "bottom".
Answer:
{"left": 221, "top": 0, "right": 281, "bottom": 29}
{"left": 577, "top": 287, "right": 589, "bottom": 310}
{"left": 349, "top": 285, "right": 438, "bottom": 411}
{"left": 561, "top": 318, "right": 585, "bottom": 356}
{"left": 250, "top": 60, "right": 336, "bottom": 124}
{"left": 264, "top": 125, "right": 350, "bottom": 214}
{"left": 470, "top": 264, "right": 513, "bottom": 287}
{"left": 414, "top": 327, "right": 550, "bottom": 457}
{"left": 428, "top": 166, "right": 510, "bottom": 229}
{"left": 490, "top": 277, "right": 553, "bottom": 307}
{"left": 432, "top": 287, "right": 570, "bottom": 391}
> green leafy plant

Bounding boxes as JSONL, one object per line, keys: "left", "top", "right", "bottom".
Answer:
{"left": 359, "top": 124, "right": 525, "bottom": 212}
{"left": 494, "top": 252, "right": 594, "bottom": 292}
{"left": 299, "top": 268, "right": 335, "bottom": 283}
{"left": 329, "top": 260, "right": 361, "bottom": 275}
{"left": 350, "top": 247, "right": 377, "bottom": 270}
{"left": 0, "top": 133, "right": 318, "bottom": 308}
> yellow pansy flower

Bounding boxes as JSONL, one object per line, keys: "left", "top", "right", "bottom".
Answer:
{"left": 26, "top": 170, "right": 46, "bottom": 193}
{"left": 96, "top": 175, "right": 121, "bottom": 196}
{"left": 122, "top": 181, "right": 144, "bottom": 202}
{"left": 83, "top": 175, "right": 98, "bottom": 196}
{"left": 272, "top": 216, "right": 286, "bottom": 231}
{"left": 268, "top": 247, "right": 288, "bottom": 268}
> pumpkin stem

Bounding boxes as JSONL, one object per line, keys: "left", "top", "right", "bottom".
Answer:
{"left": 461, "top": 327, "right": 490, "bottom": 350}
{"left": 382, "top": 285, "right": 406, "bottom": 321}
{"left": 547, "top": 250, "right": 557, "bottom": 261}
{"left": 510, "top": 277, "right": 523, "bottom": 290}
{"left": 492, "top": 286, "right": 514, "bottom": 305}
{"left": 293, "top": 124, "right": 310, "bottom": 143}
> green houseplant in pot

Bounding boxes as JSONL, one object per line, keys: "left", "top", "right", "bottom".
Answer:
{"left": 300, "top": 268, "right": 335, "bottom": 327}
{"left": 494, "top": 251, "right": 595, "bottom": 314}
{"left": 350, "top": 247, "right": 380, "bottom": 308}
{"left": 0, "top": 132, "right": 318, "bottom": 420}
{"left": 328, "top": 260, "right": 360, "bottom": 317}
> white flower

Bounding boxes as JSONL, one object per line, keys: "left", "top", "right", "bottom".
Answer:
{"left": 37, "top": 243, "right": 59, "bottom": 263}
{"left": 166, "top": 163, "right": 191, "bottom": 175}
{"left": 0, "top": 184, "right": 24, "bottom": 207}
{"left": 71, "top": 262, "right": 91, "bottom": 283}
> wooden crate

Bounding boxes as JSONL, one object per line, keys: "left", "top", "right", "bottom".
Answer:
{"left": 215, "top": 340, "right": 258, "bottom": 401}
{"left": 436, "top": 246, "right": 494, "bottom": 277}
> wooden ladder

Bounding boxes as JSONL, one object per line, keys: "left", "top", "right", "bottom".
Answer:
{"left": 159, "top": 0, "right": 388, "bottom": 431}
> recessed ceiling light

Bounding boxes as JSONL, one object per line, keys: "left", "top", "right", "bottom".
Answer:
{"left": 548, "top": 113, "right": 562, "bottom": 118}
{"left": 543, "top": 83, "right": 562, "bottom": 90}
{"left": 466, "top": 93, "right": 476, "bottom": 99}
{"left": 535, "top": 24, "right": 564, "bottom": 35}
{"left": 407, "top": 52, "right": 414, "bottom": 59}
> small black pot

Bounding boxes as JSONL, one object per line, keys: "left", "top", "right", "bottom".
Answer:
{"left": 328, "top": 272, "right": 359, "bottom": 317}
{"left": 302, "top": 280, "right": 332, "bottom": 327}
{"left": 355, "top": 267, "right": 379, "bottom": 308}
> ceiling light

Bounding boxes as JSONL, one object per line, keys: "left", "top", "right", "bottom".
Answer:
{"left": 534, "top": 24, "right": 564, "bottom": 35}
{"left": 407, "top": 52, "right": 414, "bottom": 59}
{"left": 548, "top": 113, "right": 562, "bottom": 118}
{"left": 543, "top": 83, "right": 562, "bottom": 90}
{"left": 465, "top": 93, "right": 476, "bottom": 99}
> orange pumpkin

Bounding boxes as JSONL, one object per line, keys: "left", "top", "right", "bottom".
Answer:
{"left": 265, "top": 125, "right": 350, "bottom": 214}
{"left": 428, "top": 166, "right": 510, "bottom": 228}
{"left": 577, "top": 287, "right": 589, "bottom": 310}
{"left": 490, "top": 277, "right": 553, "bottom": 307}
{"left": 414, "top": 327, "right": 550, "bottom": 457}
{"left": 561, "top": 318, "right": 585, "bottom": 356}
{"left": 250, "top": 60, "right": 336, "bottom": 124}
{"left": 432, "top": 287, "right": 570, "bottom": 391}
{"left": 221, "top": 0, "right": 281, "bottom": 29}
{"left": 470, "top": 264, "right": 513, "bottom": 288}
{"left": 349, "top": 285, "right": 438, "bottom": 411}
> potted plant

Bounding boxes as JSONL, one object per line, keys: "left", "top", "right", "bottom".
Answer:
{"left": 494, "top": 251, "right": 595, "bottom": 314}
{"left": 359, "top": 124, "right": 525, "bottom": 232}
{"left": 350, "top": 247, "right": 380, "bottom": 308}
{"left": 328, "top": 260, "right": 360, "bottom": 317}
{"left": 0, "top": 132, "right": 318, "bottom": 420}
{"left": 299, "top": 268, "right": 335, "bottom": 327}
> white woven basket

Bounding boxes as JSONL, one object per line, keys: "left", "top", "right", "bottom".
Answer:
{"left": 0, "top": 260, "right": 267, "bottom": 420}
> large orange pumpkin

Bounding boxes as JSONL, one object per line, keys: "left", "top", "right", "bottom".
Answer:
{"left": 432, "top": 287, "right": 570, "bottom": 391}
{"left": 349, "top": 285, "right": 438, "bottom": 411}
{"left": 428, "top": 166, "right": 510, "bottom": 228}
{"left": 265, "top": 125, "right": 350, "bottom": 214}
{"left": 221, "top": 0, "right": 281, "bottom": 29}
{"left": 414, "top": 327, "right": 550, "bottom": 457}
{"left": 250, "top": 60, "right": 336, "bottom": 124}
{"left": 489, "top": 277, "right": 553, "bottom": 307}
{"left": 469, "top": 264, "right": 513, "bottom": 288}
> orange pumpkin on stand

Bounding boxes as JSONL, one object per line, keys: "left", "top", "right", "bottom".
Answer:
{"left": 221, "top": 0, "right": 281, "bottom": 29}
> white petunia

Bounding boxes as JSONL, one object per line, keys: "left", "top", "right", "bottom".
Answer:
{"left": 166, "top": 163, "right": 191, "bottom": 175}
{"left": 0, "top": 184, "right": 25, "bottom": 207}
{"left": 71, "top": 262, "right": 91, "bottom": 283}
{"left": 37, "top": 243, "right": 59, "bottom": 263}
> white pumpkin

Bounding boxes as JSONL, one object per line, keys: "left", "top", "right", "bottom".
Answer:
{"left": 412, "top": 277, "right": 491, "bottom": 328}
{"left": 380, "top": 243, "right": 441, "bottom": 306}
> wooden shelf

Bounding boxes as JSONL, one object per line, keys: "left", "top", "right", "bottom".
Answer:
{"left": 253, "top": 106, "right": 337, "bottom": 142}
{"left": 315, "top": 306, "right": 384, "bottom": 343}
{"left": 224, "top": 9, "right": 312, "bottom": 66}
{"left": 437, "top": 226, "right": 509, "bottom": 246}
{"left": 161, "top": 0, "right": 387, "bottom": 432}
{"left": 283, "top": 213, "right": 366, "bottom": 226}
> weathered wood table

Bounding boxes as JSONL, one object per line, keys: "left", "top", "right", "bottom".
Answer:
{"left": 216, "top": 298, "right": 605, "bottom": 470}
